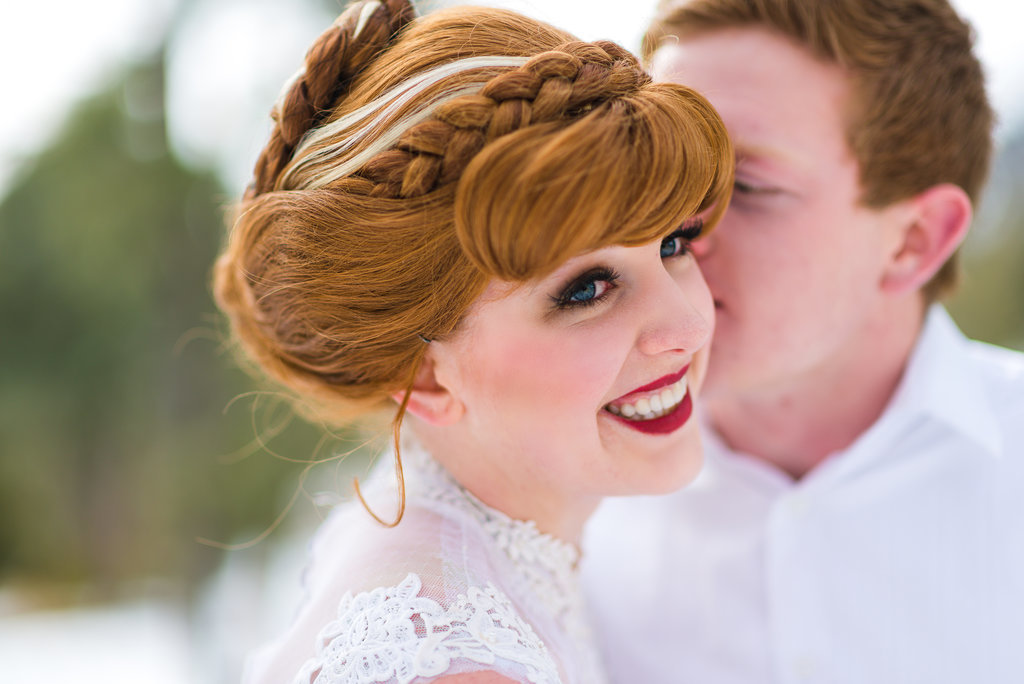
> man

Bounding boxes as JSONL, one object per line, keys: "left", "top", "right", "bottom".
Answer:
{"left": 582, "top": 1, "right": 1024, "bottom": 682}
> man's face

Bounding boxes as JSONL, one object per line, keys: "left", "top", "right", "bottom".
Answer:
{"left": 652, "top": 28, "right": 900, "bottom": 404}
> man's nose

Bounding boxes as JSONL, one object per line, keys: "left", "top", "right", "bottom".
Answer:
{"left": 635, "top": 270, "right": 713, "bottom": 358}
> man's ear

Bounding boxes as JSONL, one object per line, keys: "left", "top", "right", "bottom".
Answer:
{"left": 881, "top": 183, "right": 972, "bottom": 294}
{"left": 393, "top": 349, "right": 465, "bottom": 426}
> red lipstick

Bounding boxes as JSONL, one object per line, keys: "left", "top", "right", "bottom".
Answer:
{"left": 607, "top": 392, "right": 693, "bottom": 435}
{"left": 603, "top": 364, "right": 694, "bottom": 435}
{"left": 621, "top": 365, "right": 689, "bottom": 397}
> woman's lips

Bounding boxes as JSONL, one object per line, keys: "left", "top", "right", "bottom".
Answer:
{"left": 603, "top": 364, "right": 694, "bottom": 434}
{"left": 622, "top": 365, "right": 689, "bottom": 395}
{"left": 606, "top": 392, "right": 694, "bottom": 435}
{"left": 606, "top": 375, "right": 688, "bottom": 419}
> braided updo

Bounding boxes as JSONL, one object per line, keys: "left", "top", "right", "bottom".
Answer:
{"left": 214, "top": 0, "right": 732, "bottom": 429}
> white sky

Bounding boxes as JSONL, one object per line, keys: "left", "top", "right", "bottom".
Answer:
{"left": 2, "top": 0, "right": 1022, "bottom": 196}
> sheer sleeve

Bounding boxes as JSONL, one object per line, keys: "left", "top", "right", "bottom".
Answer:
{"left": 292, "top": 572, "right": 561, "bottom": 684}
{"left": 243, "top": 447, "right": 603, "bottom": 684}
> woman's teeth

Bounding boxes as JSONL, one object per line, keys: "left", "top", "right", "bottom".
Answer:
{"left": 606, "top": 375, "right": 688, "bottom": 421}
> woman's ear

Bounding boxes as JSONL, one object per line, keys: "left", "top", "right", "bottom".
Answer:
{"left": 881, "top": 183, "right": 972, "bottom": 294}
{"left": 394, "top": 349, "right": 465, "bottom": 426}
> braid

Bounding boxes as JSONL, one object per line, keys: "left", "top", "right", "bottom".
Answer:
{"left": 248, "top": 0, "right": 415, "bottom": 198}
{"left": 350, "top": 41, "right": 651, "bottom": 199}
{"left": 216, "top": 4, "right": 733, "bottom": 528}
{"left": 217, "top": 3, "right": 732, "bottom": 429}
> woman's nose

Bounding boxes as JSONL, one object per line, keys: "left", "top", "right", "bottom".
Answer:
{"left": 635, "top": 269, "right": 713, "bottom": 357}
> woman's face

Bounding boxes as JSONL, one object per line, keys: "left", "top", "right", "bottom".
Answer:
{"left": 421, "top": 222, "right": 714, "bottom": 533}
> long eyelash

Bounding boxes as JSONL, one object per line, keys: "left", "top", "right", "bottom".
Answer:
{"left": 677, "top": 218, "right": 704, "bottom": 242}
{"left": 551, "top": 267, "right": 620, "bottom": 310}
{"left": 662, "top": 219, "right": 704, "bottom": 257}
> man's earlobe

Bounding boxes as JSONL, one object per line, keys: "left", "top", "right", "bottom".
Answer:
{"left": 882, "top": 183, "right": 971, "bottom": 294}
{"left": 393, "top": 351, "right": 465, "bottom": 426}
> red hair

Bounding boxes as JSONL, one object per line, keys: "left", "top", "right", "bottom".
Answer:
{"left": 213, "top": 0, "right": 733, "bottom": 522}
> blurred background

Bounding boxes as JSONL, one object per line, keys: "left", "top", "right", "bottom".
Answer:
{"left": 0, "top": 0, "right": 1021, "bottom": 680}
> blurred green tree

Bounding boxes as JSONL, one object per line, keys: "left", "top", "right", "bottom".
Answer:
{"left": 947, "top": 134, "right": 1024, "bottom": 350}
{"left": 0, "top": 52, "right": 343, "bottom": 598}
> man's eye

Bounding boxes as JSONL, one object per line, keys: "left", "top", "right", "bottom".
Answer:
{"left": 553, "top": 268, "right": 619, "bottom": 309}
{"left": 734, "top": 179, "right": 775, "bottom": 195}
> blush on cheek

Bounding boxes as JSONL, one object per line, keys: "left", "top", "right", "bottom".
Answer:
{"left": 471, "top": 333, "right": 611, "bottom": 417}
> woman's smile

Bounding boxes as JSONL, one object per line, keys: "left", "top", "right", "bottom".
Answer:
{"left": 604, "top": 364, "right": 695, "bottom": 434}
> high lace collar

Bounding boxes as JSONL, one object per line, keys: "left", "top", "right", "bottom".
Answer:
{"left": 398, "top": 442, "right": 587, "bottom": 640}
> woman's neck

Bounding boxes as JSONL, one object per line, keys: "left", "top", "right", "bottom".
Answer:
{"left": 408, "top": 425, "right": 597, "bottom": 546}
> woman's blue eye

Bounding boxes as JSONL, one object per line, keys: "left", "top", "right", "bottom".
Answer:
{"left": 661, "top": 236, "right": 685, "bottom": 258}
{"left": 568, "top": 280, "right": 598, "bottom": 303}
{"left": 660, "top": 221, "right": 703, "bottom": 259}
{"left": 553, "top": 268, "right": 618, "bottom": 309}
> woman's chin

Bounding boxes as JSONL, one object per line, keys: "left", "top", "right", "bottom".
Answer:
{"left": 610, "top": 441, "right": 704, "bottom": 498}
{"left": 650, "top": 448, "right": 704, "bottom": 495}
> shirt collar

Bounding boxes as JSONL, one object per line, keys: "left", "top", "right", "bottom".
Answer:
{"left": 700, "top": 306, "right": 1003, "bottom": 490}
{"left": 882, "top": 305, "right": 1003, "bottom": 458}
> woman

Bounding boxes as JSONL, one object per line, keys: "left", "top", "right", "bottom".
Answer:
{"left": 214, "top": 1, "right": 732, "bottom": 682}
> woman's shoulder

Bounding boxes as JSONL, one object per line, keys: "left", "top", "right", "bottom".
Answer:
{"left": 290, "top": 570, "right": 560, "bottom": 684}
{"left": 432, "top": 673, "right": 523, "bottom": 684}
{"left": 244, "top": 501, "right": 560, "bottom": 684}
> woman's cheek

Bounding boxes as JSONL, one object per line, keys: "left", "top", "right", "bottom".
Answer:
{"left": 489, "top": 328, "right": 619, "bottom": 414}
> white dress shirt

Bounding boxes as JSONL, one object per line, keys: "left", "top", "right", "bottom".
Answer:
{"left": 582, "top": 307, "right": 1024, "bottom": 684}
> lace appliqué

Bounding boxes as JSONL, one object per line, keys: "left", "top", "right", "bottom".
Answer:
{"left": 406, "top": 450, "right": 585, "bottom": 640}
{"left": 295, "top": 572, "right": 561, "bottom": 684}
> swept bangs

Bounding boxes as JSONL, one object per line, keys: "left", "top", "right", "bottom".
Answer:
{"left": 454, "top": 81, "right": 733, "bottom": 281}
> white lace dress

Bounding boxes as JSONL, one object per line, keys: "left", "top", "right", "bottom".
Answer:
{"left": 242, "top": 444, "right": 608, "bottom": 684}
